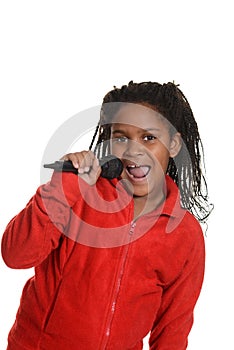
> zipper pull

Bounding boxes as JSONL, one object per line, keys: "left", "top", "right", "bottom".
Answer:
{"left": 129, "top": 221, "right": 136, "bottom": 235}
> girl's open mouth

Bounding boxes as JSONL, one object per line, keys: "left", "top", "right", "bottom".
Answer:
{"left": 125, "top": 164, "right": 151, "bottom": 180}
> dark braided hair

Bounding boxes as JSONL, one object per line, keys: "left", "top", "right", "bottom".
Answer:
{"left": 89, "top": 81, "right": 213, "bottom": 223}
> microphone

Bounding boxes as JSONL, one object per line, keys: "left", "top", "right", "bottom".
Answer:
{"left": 43, "top": 155, "right": 123, "bottom": 180}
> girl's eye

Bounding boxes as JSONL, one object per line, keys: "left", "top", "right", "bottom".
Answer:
{"left": 113, "top": 136, "right": 128, "bottom": 143}
{"left": 143, "top": 135, "right": 157, "bottom": 142}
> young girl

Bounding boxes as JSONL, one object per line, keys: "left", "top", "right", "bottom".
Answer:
{"left": 1, "top": 81, "right": 212, "bottom": 349}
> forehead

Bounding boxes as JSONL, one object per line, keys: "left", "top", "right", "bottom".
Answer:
{"left": 111, "top": 103, "right": 168, "bottom": 130}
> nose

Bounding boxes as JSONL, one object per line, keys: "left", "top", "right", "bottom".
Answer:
{"left": 123, "top": 139, "right": 144, "bottom": 158}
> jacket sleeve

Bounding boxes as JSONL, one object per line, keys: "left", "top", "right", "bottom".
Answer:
{"left": 1, "top": 172, "right": 88, "bottom": 269}
{"left": 149, "top": 226, "right": 205, "bottom": 350}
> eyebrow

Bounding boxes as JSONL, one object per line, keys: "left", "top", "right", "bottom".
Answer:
{"left": 112, "top": 127, "right": 161, "bottom": 134}
{"left": 143, "top": 128, "right": 161, "bottom": 132}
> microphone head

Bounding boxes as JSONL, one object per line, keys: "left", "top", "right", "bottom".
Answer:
{"left": 100, "top": 155, "right": 123, "bottom": 179}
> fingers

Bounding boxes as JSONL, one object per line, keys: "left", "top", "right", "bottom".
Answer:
{"left": 61, "top": 151, "right": 101, "bottom": 185}
{"left": 61, "top": 151, "right": 95, "bottom": 171}
{"left": 77, "top": 151, "right": 93, "bottom": 174}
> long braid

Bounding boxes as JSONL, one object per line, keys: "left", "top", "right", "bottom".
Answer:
{"left": 90, "top": 81, "right": 213, "bottom": 223}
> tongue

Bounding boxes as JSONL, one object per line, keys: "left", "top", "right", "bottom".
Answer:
{"left": 128, "top": 166, "right": 149, "bottom": 178}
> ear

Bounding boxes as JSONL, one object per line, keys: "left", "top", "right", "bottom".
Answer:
{"left": 169, "top": 132, "right": 182, "bottom": 158}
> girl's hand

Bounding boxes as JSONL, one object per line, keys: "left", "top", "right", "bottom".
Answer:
{"left": 61, "top": 150, "right": 101, "bottom": 186}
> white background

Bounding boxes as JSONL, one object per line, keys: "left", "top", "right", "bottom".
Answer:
{"left": 0, "top": 1, "right": 233, "bottom": 349}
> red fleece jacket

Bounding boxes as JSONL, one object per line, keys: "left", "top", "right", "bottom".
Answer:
{"left": 1, "top": 173, "right": 205, "bottom": 350}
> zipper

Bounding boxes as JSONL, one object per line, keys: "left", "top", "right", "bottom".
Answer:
{"left": 101, "top": 220, "right": 136, "bottom": 349}
{"left": 129, "top": 220, "right": 136, "bottom": 235}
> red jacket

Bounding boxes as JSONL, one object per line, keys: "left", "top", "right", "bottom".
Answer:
{"left": 1, "top": 172, "right": 205, "bottom": 350}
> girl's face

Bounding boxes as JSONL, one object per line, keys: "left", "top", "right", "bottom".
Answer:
{"left": 110, "top": 103, "right": 181, "bottom": 203}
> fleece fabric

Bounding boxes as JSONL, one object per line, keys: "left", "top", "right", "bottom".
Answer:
{"left": 1, "top": 172, "right": 205, "bottom": 350}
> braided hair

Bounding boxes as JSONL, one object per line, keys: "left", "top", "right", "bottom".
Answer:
{"left": 89, "top": 81, "right": 213, "bottom": 223}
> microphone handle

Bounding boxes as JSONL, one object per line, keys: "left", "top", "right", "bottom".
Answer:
{"left": 43, "top": 155, "right": 123, "bottom": 180}
{"left": 44, "top": 160, "right": 79, "bottom": 174}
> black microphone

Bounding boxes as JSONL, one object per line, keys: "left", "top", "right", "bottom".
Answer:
{"left": 43, "top": 155, "right": 123, "bottom": 180}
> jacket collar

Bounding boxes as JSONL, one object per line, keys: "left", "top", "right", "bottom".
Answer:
{"left": 160, "top": 175, "right": 185, "bottom": 218}
{"left": 109, "top": 175, "right": 185, "bottom": 219}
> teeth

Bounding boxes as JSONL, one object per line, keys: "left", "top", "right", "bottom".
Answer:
{"left": 126, "top": 164, "right": 151, "bottom": 178}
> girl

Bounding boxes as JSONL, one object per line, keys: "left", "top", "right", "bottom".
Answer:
{"left": 1, "top": 81, "right": 212, "bottom": 349}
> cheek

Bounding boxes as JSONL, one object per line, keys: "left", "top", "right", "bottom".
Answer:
{"left": 151, "top": 147, "right": 170, "bottom": 172}
{"left": 111, "top": 142, "right": 125, "bottom": 157}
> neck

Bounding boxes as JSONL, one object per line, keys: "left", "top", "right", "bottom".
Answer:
{"left": 133, "top": 190, "right": 165, "bottom": 220}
